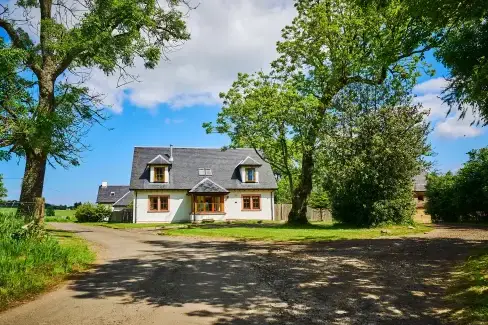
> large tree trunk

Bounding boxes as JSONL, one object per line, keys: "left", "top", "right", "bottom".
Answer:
{"left": 18, "top": 71, "right": 54, "bottom": 221}
{"left": 287, "top": 149, "right": 314, "bottom": 224}
{"left": 18, "top": 152, "right": 48, "bottom": 221}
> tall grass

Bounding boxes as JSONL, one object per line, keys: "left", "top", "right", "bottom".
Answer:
{"left": 0, "top": 213, "right": 94, "bottom": 309}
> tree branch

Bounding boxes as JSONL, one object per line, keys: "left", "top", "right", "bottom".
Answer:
{"left": 0, "top": 19, "right": 42, "bottom": 76}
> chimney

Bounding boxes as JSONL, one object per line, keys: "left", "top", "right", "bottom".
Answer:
{"left": 169, "top": 144, "right": 174, "bottom": 162}
{"left": 101, "top": 181, "right": 108, "bottom": 188}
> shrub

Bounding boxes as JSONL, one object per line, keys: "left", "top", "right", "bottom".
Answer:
{"left": 75, "top": 203, "right": 111, "bottom": 223}
{"left": 46, "top": 207, "right": 55, "bottom": 217}
{"left": 0, "top": 212, "right": 94, "bottom": 308}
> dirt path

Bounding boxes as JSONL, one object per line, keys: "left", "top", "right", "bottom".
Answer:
{"left": 0, "top": 224, "right": 486, "bottom": 325}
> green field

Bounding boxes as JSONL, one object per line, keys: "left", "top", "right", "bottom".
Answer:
{"left": 160, "top": 222, "right": 432, "bottom": 242}
{"left": 0, "top": 207, "right": 75, "bottom": 218}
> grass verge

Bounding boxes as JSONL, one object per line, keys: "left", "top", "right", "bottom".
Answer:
{"left": 161, "top": 222, "right": 432, "bottom": 242}
{"left": 446, "top": 250, "right": 488, "bottom": 325}
{"left": 0, "top": 216, "right": 95, "bottom": 310}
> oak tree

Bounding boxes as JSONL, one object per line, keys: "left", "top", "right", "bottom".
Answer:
{"left": 0, "top": 0, "right": 190, "bottom": 218}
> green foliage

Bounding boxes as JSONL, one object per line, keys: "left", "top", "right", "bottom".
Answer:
{"left": 322, "top": 83, "right": 430, "bottom": 226}
{"left": 0, "top": 212, "right": 94, "bottom": 309}
{"left": 1, "top": 0, "right": 190, "bottom": 211}
{"left": 205, "top": 0, "right": 433, "bottom": 224}
{"left": 425, "top": 172, "right": 459, "bottom": 222}
{"left": 426, "top": 148, "right": 488, "bottom": 222}
{"left": 308, "top": 190, "right": 330, "bottom": 209}
{"left": 75, "top": 203, "right": 111, "bottom": 223}
{"left": 0, "top": 174, "right": 6, "bottom": 202}
{"left": 45, "top": 207, "right": 55, "bottom": 217}
{"left": 368, "top": 0, "right": 488, "bottom": 122}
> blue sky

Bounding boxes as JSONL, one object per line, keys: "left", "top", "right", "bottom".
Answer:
{"left": 1, "top": 0, "right": 487, "bottom": 204}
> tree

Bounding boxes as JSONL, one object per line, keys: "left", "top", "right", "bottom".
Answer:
{"left": 206, "top": 0, "right": 433, "bottom": 224}
{"left": 426, "top": 148, "right": 488, "bottom": 223}
{"left": 362, "top": 0, "right": 488, "bottom": 123}
{"left": 319, "top": 81, "right": 430, "bottom": 226}
{"left": 0, "top": 174, "right": 7, "bottom": 202}
{"left": 0, "top": 0, "right": 190, "bottom": 218}
{"left": 425, "top": 172, "right": 459, "bottom": 222}
{"left": 45, "top": 206, "right": 55, "bottom": 217}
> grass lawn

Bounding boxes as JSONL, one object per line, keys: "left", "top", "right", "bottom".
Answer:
{"left": 0, "top": 224, "right": 95, "bottom": 310}
{"left": 161, "top": 222, "right": 432, "bottom": 242}
{"left": 446, "top": 250, "right": 488, "bottom": 325}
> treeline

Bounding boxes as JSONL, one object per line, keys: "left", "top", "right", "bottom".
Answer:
{"left": 426, "top": 148, "right": 488, "bottom": 223}
{"left": 0, "top": 200, "right": 82, "bottom": 210}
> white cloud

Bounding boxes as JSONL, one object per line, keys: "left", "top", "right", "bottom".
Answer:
{"left": 414, "top": 78, "right": 484, "bottom": 139}
{"left": 413, "top": 77, "right": 448, "bottom": 94}
{"left": 89, "top": 0, "right": 296, "bottom": 112}
{"left": 435, "top": 118, "right": 483, "bottom": 139}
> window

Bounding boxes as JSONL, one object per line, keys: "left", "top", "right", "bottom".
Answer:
{"left": 154, "top": 167, "right": 165, "bottom": 182}
{"left": 245, "top": 168, "right": 256, "bottom": 182}
{"left": 194, "top": 195, "right": 224, "bottom": 213}
{"left": 148, "top": 196, "right": 169, "bottom": 212}
{"left": 205, "top": 168, "right": 212, "bottom": 176}
{"left": 198, "top": 168, "right": 205, "bottom": 176}
{"left": 110, "top": 192, "right": 115, "bottom": 196}
{"left": 417, "top": 195, "right": 424, "bottom": 201}
{"left": 242, "top": 195, "right": 261, "bottom": 210}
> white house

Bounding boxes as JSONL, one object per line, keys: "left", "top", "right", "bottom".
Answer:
{"left": 129, "top": 146, "right": 278, "bottom": 223}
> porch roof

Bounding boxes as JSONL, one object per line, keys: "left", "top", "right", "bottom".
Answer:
{"left": 189, "top": 178, "right": 229, "bottom": 194}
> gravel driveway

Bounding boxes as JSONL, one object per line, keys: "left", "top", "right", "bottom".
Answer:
{"left": 0, "top": 223, "right": 486, "bottom": 325}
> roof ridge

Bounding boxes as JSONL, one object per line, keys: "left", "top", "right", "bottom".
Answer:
{"left": 112, "top": 191, "right": 131, "bottom": 206}
{"left": 190, "top": 177, "right": 228, "bottom": 192}
{"left": 134, "top": 146, "right": 254, "bottom": 150}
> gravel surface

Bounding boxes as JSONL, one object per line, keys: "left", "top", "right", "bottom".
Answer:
{"left": 0, "top": 223, "right": 486, "bottom": 325}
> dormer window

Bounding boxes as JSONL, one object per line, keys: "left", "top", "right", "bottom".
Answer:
{"left": 110, "top": 192, "right": 115, "bottom": 196}
{"left": 245, "top": 168, "right": 256, "bottom": 182}
{"left": 154, "top": 166, "right": 165, "bottom": 182}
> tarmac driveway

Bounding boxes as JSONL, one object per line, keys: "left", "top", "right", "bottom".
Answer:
{"left": 0, "top": 223, "right": 486, "bottom": 325}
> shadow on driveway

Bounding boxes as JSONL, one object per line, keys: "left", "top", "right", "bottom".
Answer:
{"left": 67, "top": 232, "right": 487, "bottom": 324}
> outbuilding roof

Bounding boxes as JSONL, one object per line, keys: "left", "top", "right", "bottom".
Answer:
{"left": 96, "top": 185, "right": 130, "bottom": 204}
{"left": 413, "top": 172, "right": 427, "bottom": 192}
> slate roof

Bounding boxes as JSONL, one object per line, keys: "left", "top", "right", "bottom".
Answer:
{"left": 413, "top": 172, "right": 427, "bottom": 192}
{"left": 96, "top": 185, "right": 130, "bottom": 204}
{"left": 130, "top": 147, "right": 278, "bottom": 191}
{"left": 189, "top": 178, "right": 229, "bottom": 193}
{"left": 238, "top": 156, "right": 262, "bottom": 166}
{"left": 113, "top": 191, "right": 134, "bottom": 207}
{"left": 147, "top": 154, "right": 172, "bottom": 165}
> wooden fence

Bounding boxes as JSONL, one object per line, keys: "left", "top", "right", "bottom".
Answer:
{"left": 110, "top": 209, "right": 133, "bottom": 223}
{"left": 274, "top": 204, "right": 332, "bottom": 222}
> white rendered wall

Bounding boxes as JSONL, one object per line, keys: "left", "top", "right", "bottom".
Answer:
{"left": 134, "top": 190, "right": 191, "bottom": 223}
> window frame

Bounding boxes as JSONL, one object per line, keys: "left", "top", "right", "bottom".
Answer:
{"left": 148, "top": 195, "right": 170, "bottom": 212}
{"left": 245, "top": 167, "right": 256, "bottom": 183}
{"left": 241, "top": 194, "right": 261, "bottom": 211}
{"left": 153, "top": 166, "right": 166, "bottom": 183}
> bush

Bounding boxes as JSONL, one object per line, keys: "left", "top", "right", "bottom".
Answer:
{"left": 46, "top": 207, "right": 55, "bottom": 217}
{"left": 75, "top": 203, "right": 111, "bottom": 223}
{"left": 0, "top": 212, "right": 94, "bottom": 308}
